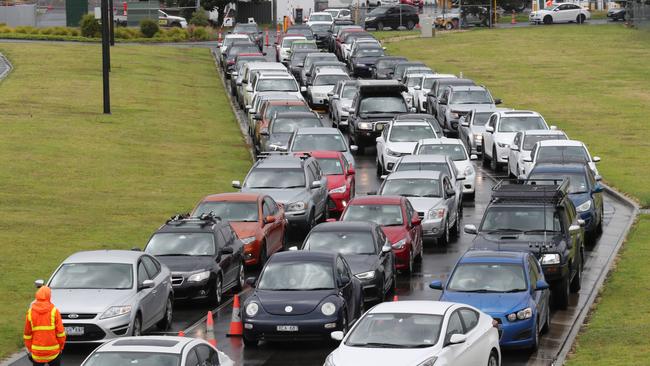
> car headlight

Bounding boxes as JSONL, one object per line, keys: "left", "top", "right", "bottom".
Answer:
{"left": 355, "top": 270, "right": 376, "bottom": 280}
{"left": 329, "top": 185, "right": 346, "bottom": 194}
{"left": 496, "top": 142, "right": 509, "bottom": 148}
{"left": 386, "top": 148, "right": 401, "bottom": 157}
{"left": 417, "top": 357, "right": 437, "bottom": 366}
{"left": 541, "top": 253, "right": 561, "bottom": 265}
{"left": 576, "top": 200, "right": 592, "bottom": 212}
{"left": 366, "top": 16, "right": 376, "bottom": 21}
{"left": 246, "top": 302, "right": 259, "bottom": 317}
{"left": 391, "top": 238, "right": 407, "bottom": 249}
{"left": 474, "top": 133, "right": 482, "bottom": 141}
{"left": 507, "top": 307, "right": 533, "bottom": 322}
{"left": 358, "top": 122, "right": 372, "bottom": 130}
{"left": 187, "top": 270, "right": 211, "bottom": 283}
{"left": 324, "top": 354, "right": 336, "bottom": 366}
{"left": 100, "top": 305, "right": 132, "bottom": 319}
{"left": 287, "top": 201, "right": 306, "bottom": 212}
{"left": 428, "top": 207, "right": 445, "bottom": 219}
{"left": 464, "top": 165, "right": 474, "bottom": 176}
{"left": 321, "top": 302, "right": 336, "bottom": 316}
{"left": 241, "top": 236, "right": 256, "bottom": 245}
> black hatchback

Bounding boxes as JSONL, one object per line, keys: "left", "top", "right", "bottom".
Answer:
{"left": 364, "top": 5, "right": 420, "bottom": 31}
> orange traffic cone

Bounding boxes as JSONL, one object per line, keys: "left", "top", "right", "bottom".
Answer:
{"left": 393, "top": 295, "right": 399, "bottom": 301}
{"left": 206, "top": 311, "right": 217, "bottom": 347}
{"left": 218, "top": 28, "right": 223, "bottom": 43}
{"left": 511, "top": 10, "right": 516, "bottom": 24}
{"left": 178, "top": 330, "right": 185, "bottom": 337}
{"left": 227, "top": 294, "right": 244, "bottom": 337}
{"left": 265, "top": 28, "right": 270, "bottom": 47}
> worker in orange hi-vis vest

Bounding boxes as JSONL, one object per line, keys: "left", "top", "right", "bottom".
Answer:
{"left": 23, "top": 286, "right": 66, "bottom": 366}
{"left": 546, "top": 0, "right": 553, "bottom": 7}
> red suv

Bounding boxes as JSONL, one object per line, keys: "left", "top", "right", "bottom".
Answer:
{"left": 304, "top": 151, "right": 355, "bottom": 217}
{"left": 340, "top": 195, "right": 423, "bottom": 273}
{"left": 192, "top": 193, "right": 286, "bottom": 267}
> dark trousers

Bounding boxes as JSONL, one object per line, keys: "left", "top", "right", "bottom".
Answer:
{"left": 30, "top": 354, "right": 61, "bottom": 366}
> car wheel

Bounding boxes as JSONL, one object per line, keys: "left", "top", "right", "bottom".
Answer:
{"left": 570, "top": 256, "right": 582, "bottom": 293}
{"left": 235, "top": 263, "right": 245, "bottom": 292}
{"left": 553, "top": 276, "right": 570, "bottom": 310}
{"left": 541, "top": 305, "right": 550, "bottom": 334}
{"left": 376, "top": 158, "right": 384, "bottom": 178}
{"left": 543, "top": 15, "right": 553, "bottom": 24}
{"left": 131, "top": 314, "right": 142, "bottom": 336}
{"left": 445, "top": 21, "right": 454, "bottom": 30}
{"left": 211, "top": 276, "right": 223, "bottom": 305}
{"left": 438, "top": 219, "right": 450, "bottom": 246}
{"left": 531, "top": 320, "right": 540, "bottom": 351}
{"left": 157, "top": 296, "right": 173, "bottom": 330}
{"left": 490, "top": 148, "right": 499, "bottom": 171}
{"left": 487, "top": 351, "right": 499, "bottom": 366}
{"left": 415, "top": 238, "right": 423, "bottom": 261}
{"left": 341, "top": 311, "right": 349, "bottom": 334}
{"left": 406, "top": 20, "right": 415, "bottom": 30}
{"left": 306, "top": 208, "right": 316, "bottom": 233}
{"left": 377, "top": 21, "right": 384, "bottom": 31}
{"left": 597, "top": 205, "right": 604, "bottom": 234}
{"left": 577, "top": 14, "right": 586, "bottom": 24}
{"left": 451, "top": 211, "right": 461, "bottom": 238}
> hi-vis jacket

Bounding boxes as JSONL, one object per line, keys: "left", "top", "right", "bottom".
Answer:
{"left": 23, "top": 286, "right": 66, "bottom": 363}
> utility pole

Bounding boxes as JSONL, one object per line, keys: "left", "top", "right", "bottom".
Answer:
{"left": 109, "top": 0, "right": 115, "bottom": 46}
{"left": 101, "top": 0, "right": 111, "bottom": 114}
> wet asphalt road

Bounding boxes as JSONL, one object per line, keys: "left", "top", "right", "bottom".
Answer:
{"left": 5, "top": 34, "right": 634, "bottom": 366}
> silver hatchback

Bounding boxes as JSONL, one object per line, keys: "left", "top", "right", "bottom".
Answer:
{"left": 36, "top": 250, "right": 173, "bottom": 343}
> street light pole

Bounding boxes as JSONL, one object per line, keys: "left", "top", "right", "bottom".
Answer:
{"left": 101, "top": 0, "right": 111, "bottom": 114}
{"left": 109, "top": 0, "right": 115, "bottom": 46}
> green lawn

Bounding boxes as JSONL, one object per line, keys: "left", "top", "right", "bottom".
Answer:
{"left": 383, "top": 24, "right": 650, "bottom": 363}
{"left": 385, "top": 24, "right": 650, "bottom": 207}
{"left": 0, "top": 44, "right": 250, "bottom": 358}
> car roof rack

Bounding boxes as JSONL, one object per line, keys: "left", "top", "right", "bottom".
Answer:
{"left": 256, "top": 151, "right": 289, "bottom": 160}
{"left": 491, "top": 179, "right": 568, "bottom": 204}
{"left": 166, "top": 212, "right": 221, "bottom": 227}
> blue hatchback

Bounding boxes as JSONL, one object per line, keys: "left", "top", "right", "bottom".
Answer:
{"left": 430, "top": 250, "right": 551, "bottom": 349}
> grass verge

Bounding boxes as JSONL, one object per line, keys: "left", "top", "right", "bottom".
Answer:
{"left": 385, "top": 24, "right": 650, "bottom": 206}
{"left": 0, "top": 43, "right": 250, "bottom": 358}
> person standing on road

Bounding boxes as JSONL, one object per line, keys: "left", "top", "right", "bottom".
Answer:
{"left": 23, "top": 286, "right": 66, "bottom": 366}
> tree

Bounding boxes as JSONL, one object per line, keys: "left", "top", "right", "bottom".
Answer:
{"left": 200, "top": 0, "right": 231, "bottom": 26}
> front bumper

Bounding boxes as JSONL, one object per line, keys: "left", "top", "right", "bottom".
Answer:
{"left": 421, "top": 218, "right": 445, "bottom": 238}
{"left": 328, "top": 192, "right": 349, "bottom": 215}
{"left": 381, "top": 153, "right": 404, "bottom": 172}
{"left": 243, "top": 240, "right": 262, "bottom": 266}
{"left": 62, "top": 312, "right": 132, "bottom": 343}
{"left": 352, "top": 127, "right": 381, "bottom": 146}
{"left": 392, "top": 245, "right": 411, "bottom": 270}
{"left": 285, "top": 210, "right": 309, "bottom": 227}
{"left": 243, "top": 314, "right": 342, "bottom": 342}
{"left": 171, "top": 278, "right": 211, "bottom": 301}
{"left": 495, "top": 145, "right": 510, "bottom": 164}
{"left": 578, "top": 210, "right": 596, "bottom": 232}
{"left": 491, "top": 313, "right": 536, "bottom": 348}
{"left": 462, "top": 173, "right": 476, "bottom": 194}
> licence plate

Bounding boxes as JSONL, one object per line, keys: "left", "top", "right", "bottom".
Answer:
{"left": 276, "top": 325, "right": 298, "bottom": 332}
{"left": 65, "top": 326, "right": 84, "bottom": 336}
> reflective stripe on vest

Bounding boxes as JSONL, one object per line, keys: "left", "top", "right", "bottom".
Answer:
{"left": 28, "top": 308, "right": 58, "bottom": 331}
{"left": 31, "top": 344, "right": 60, "bottom": 351}
{"left": 31, "top": 354, "right": 59, "bottom": 362}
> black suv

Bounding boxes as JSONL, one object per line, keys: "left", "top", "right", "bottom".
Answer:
{"left": 144, "top": 213, "right": 245, "bottom": 305}
{"left": 347, "top": 80, "right": 411, "bottom": 154}
{"left": 364, "top": 5, "right": 420, "bottom": 31}
{"left": 464, "top": 179, "right": 585, "bottom": 309}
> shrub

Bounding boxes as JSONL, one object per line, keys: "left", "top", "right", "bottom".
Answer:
{"left": 115, "top": 27, "right": 134, "bottom": 39}
{"left": 15, "top": 26, "right": 39, "bottom": 34}
{"left": 79, "top": 14, "right": 100, "bottom": 37}
{"left": 166, "top": 27, "right": 189, "bottom": 40}
{"left": 69, "top": 29, "right": 80, "bottom": 36}
{"left": 190, "top": 10, "right": 210, "bottom": 26}
{"left": 0, "top": 25, "right": 11, "bottom": 33}
{"left": 39, "top": 27, "right": 53, "bottom": 35}
{"left": 52, "top": 27, "right": 71, "bottom": 36}
{"left": 140, "top": 19, "right": 159, "bottom": 38}
{"left": 189, "top": 26, "right": 210, "bottom": 41}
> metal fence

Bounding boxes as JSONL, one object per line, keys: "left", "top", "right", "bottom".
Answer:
{"left": 628, "top": 0, "right": 650, "bottom": 26}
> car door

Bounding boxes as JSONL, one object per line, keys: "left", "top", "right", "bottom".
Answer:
{"left": 436, "top": 88, "right": 451, "bottom": 126}
{"left": 483, "top": 114, "right": 497, "bottom": 159}
{"left": 438, "top": 310, "right": 472, "bottom": 366}
{"left": 315, "top": 163, "right": 329, "bottom": 216}
{"left": 375, "top": 226, "right": 392, "bottom": 292}
{"left": 509, "top": 132, "right": 522, "bottom": 176}
{"left": 404, "top": 199, "right": 421, "bottom": 255}
{"left": 136, "top": 260, "right": 157, "bottom": 329}
{"left": 428, "top": 82, "right": 439, "bottom": 116}
{"left": 262, "top": 197, "right": 283, "bottom": 253}
{"left": 194, "top": 344, "right": 220, "bottom": 366}
{"left": 216, "top": 229, "right": 235, "bottom": 286}
{"left": 376, "top": 122, "right": 389, "bottom": 160}
{"left": 587, "top": 168, "right": 604, "bottom": 222}
{"left": 457, "top": 308, "right": 486, "bottom": 364}
{"left": 528, "top": 255, "right": 548, "bottom": 333}
{"left": 336, "top": 256, "right": 356, "bottom": 321}
{"left": 141, "top": 255, "right": 167, "bottom": 320}
{"left": 443, "top": 177, "right": 459, "bottom": 224}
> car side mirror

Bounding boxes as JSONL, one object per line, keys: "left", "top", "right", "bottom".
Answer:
{"left": 245, "top": 276, "right": 257, "bottom": 287}
{"left": 445, "top": 188, "right": 456, "bottom": 197}
{"left": 232, "top": 71, "right": 238, "bottom": 77}
{"left": 236, "top": 81, "right": 242, "bottom": 86}
{"left": 326, "top": 218, "right": 337, "bottom": 223}
{"left": 510, "top": 145, "right": 519, "bottom": 152}
{"left": 381, "top": 244, "right": 392, "bottom": 253}
{"left": 593, "top": 183, "right": 603, "bottom": 193}
{"left": 535, "top": 280, "right": 549, "bottom": 291}
{"left": 350, "top": 145, "right": 358, "bottom": 152}
{"left": 414, "top": 85, "right": 421, "bottom": 90}
{"left": 300, "top": 86, "right": 307, "bottom": 92}
{"left": 217, "top": 42, "right": 223, "bottom": 47}
{"left": 592, "top": 156, "right": 601, "bottom": 163}
{"left": 375, "top": 137, "right": 382, "bottom": 143}
{"left": 460, "top": 121, "right": 469, "bottom": 127}
{"left": 246, "top": 86, "right": 253, "bottom": 92}
{"left": 411, "top": 216, "right": 421, "bottom": 226}
{"left": 429, "top": 280, "right": 443, "bottom": 290}
{"left": 264, "top": 215, "right": 276, "bottom": 224}
{"left": 494, "top": 98, "right": 502, "bottom": 105}
{"left": 139, "top": 279, "right": 155, "bottom": 290}
{"left": 311, "top": 180, "right": 322, "bottom": 189}
{"left": 232, "top": 180, "right": 242, "bottom": 189}
{"left": 470, "top": 154, "right": 478, "bottom": 160}
{"left": 594, "top": 175, "right": 602, "bottom": 182}
{"left": 379, "top": 175, "right": 387, "bottom": 180}
{"left": 464, "top": 224, "right": 477, "bottom": 235}
{"left": 448, "top": 333, "right": 467, "bottom": 346}
{"left": 550, "top": 125, "right": 557, "bottom": 130}
{"left": 221, "top": 246, "right": 234, "bottom": 255}
{"left": 518, "top": 174, "right": 527, "bottom": 181}
{"left": 245, "top": 104, "right": 252, "bottom": 111}
{"left": 485, "top": 126, "right": 494, "bottom": 133}
{"left": 410, "top": 107, "right": 417, "bottom": 113}
{"left": 260, "top": 128, "right": 269, "bottom": 136}
{"left": 34, "top": 279, "right": 44, "bottom": 288}
{"left": 578, "top": 219, "right": 586, "bottom": 226}
{"left": 253, "top": 115, "right": 261, "bottom": 121}
{"left": 331, "top": 331, "right": 344, "bottom": 341}
{"left": 439, "top": 99, "right": 447, "bottom": 105}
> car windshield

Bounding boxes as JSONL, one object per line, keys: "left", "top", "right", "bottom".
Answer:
{"left": 310, "top": 14, "right": 333, "bottom": 21}
{"left": 290, "top": 52, "right": 311, "bottom": 65}
{"left": 537, "top": 146, "right": 589, "bottom": 163}
{"left": 265, "top": 104, "right": 310, "bottom": 119}
{"left": 272, "top": 117, "right": 321, "bottom": 133}
{"left": 381, "top": 178, "right": 440, "bottom": 198}
{"left": 527, "top": 172, "right": 590, "bottom": 194}
{"left": 346, "top": 313, "right": 443, "bottom": 348}
{"left": 404, "top": 68, "right": 433, "bottom": 77}
{"left": 472, "top": 112, "right": 494, "bottom": 126}
{"left": 304, "top": 232, "right": 376, "bottom": 255}
{"left": 389, "top": 125, "right": 435, "bottom": 142}
{"left": 316, "top": 158, "right": 344, "bottom": 175}
{"left": 311, "top": 23, "right": 331, "bottom": 32}
{"left": 258, "top": 261, "right": 335, "bottom": 290}
{"left": 359, "top": 96, "right": 407, "bottom": 115}
{"left": 368, "top": 6, "right": 389, "bottom": 15}
{"left": 406, "top": 77, "right": 423, "bottom": 87}
{"left": 522, "top": 135, "right": 566, "bottom": 150}
{"left": 481, "top": 206, "right": 561, "bottom": 232}
{"left": 342, "top": 204, "right": 404, "bottom": 226}
{"left": 193, "top": 201, "right": 259, "bottom": 222}
{"left": 256, "top": 79, "right": 297, "bottom": 92}
{"left": 314, "top": 74, "right": 349, "bottom": 86}
{"left": 281, "top": 38, "right": 303, "bottom": 47}
{"left": 448, "top": 263, "right": 527, "bottom": 293}
{"left": 83, "top": 352, "right": 180, "bottom": 366}
{"left": 341, "top": 85, "right": 357, "bottom": 99}
{"left": 417, "top": 144, "right": 467, "bottom": 161}
{"left": 396, "top": 162, "right": 451, "bottom": 176}
{"left": 292, "top": 133, "right": 347, "bottom": 152}
{"left": 449, "top": 90, "right": 492, "bottom": 104}
{"left": 245, "top": 168, "right": 306, "bottom": 189}
{"left": 146, "top": 233, "right": 216, "bottom": 256}
{"left": 356, "top": 48, "right": 384, "bottom": 57}
{"left": 290, "top": 29, "right": 313, "bottom": 38}
{"left": 292, "top": 42, "right": 318, "bottom": 50}
{"left": 49, "top": 263, "right": 133, "bottom": 290}
{"left": 498, "top": 116, "right": 547, "bottom": 132}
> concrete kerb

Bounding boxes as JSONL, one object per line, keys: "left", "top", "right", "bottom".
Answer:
{"left": 0, "top": 51, "right": 12, "bottom": 82}
{"left": 554, "top": 183, "right": 639, "bottom": 365}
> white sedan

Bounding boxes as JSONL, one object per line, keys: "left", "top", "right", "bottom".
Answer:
{"left": 325, "top": 300, "right": 501, "bottom": 366}
{"left": 529, "top": 3, "right": 591, "bottom": 24}
{"left": 507, "top": 129, "right": 568, "bottom": 178}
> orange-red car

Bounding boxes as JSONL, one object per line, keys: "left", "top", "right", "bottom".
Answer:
{"left": 192, "top": 193, "right": 287, "bottom": 267}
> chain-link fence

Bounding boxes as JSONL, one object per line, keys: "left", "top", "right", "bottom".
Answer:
{"left": 628, "top": 0, "right": 650, "bottom": 26}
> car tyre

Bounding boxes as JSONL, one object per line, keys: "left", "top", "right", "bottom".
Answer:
{"left": 445, "top": 21, "right": 454, "bottom": 30}
{"left": 377, "top": 21, "right": 384, "bottom": 31}
{"left": 376, "top": 158, "right": 384, "bottom": 178}
{"left": 543, "top": 15, "right": 553, "bottom": 24}
{"left": 597, "top": 205, "right": 604, "bottom": 234}
{"left": 553, "top": 276, "right": 570, "bottom": 310}
{"left": 577, "top": 14, "right": 586, "bottom": 24}
{"left": 243, "top": 335, "right": 258, "bottom": 347}
{"left": 258, "top": 242, "right": 268, "bottom": 268}
{"left": 490, "top": 148, "right": 499, "bottom": 171}
{"left": 235, "top": 263, "right": 245, "bottom": 292}
{"left": 451, "top": 212, "right": 461, "bottom": 238}
{"left": 541, "top": 305, "right": 550, "bottom": 334}
{"left": 406, "top": 20, "right": 415, "bottom": 30}
{"left": 211, "top": 276, "right": 223, "bottom": 305}
{"left": 306, "top": 208, "right": 316, "bottom": 233}
{"left": 570, "top": 256, "right": 582, "bottom": 293}
{"left": 482, "top": 148, "right": 490, "bottom": 167}
{"left": 131, "top": 314, "right": 142, "bottom": 336}
{"left": 415, "top": 239, "right": 423, "bottom": 261}
{"left": 439, "top": 219, "right": 450, "bottom": 246}
{"left": 531, "top": 320, "right": 540, "bottom": 351}
{"left": 487, "top": 351, "right": 499, "bottom": 366}
{"left": 157, "top": 296, "right": 173, "bottom": 330}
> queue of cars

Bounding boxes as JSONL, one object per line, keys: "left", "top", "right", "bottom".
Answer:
{"left": 39, "top": 16, "right": 605, "bottom": 366}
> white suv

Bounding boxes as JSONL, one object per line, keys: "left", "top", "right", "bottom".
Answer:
{"left": 482, "top": 110, "right": 552, "bottom": 171}
{"left": 375, "top": 119, "right": 439, "bottom": 176}
{"left": 244, "top": 72, "right": 305, "bottom": 113}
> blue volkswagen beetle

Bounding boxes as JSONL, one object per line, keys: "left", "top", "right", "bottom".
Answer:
{"left": 430, "top": 250, "right": 551, "bottom": 350}
{"left": 242, "top": 251, "right": 364, "bottom": 346}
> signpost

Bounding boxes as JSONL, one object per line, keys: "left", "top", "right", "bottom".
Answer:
{"left": 100, "top": 0, "right": 111, "bottom": 114}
